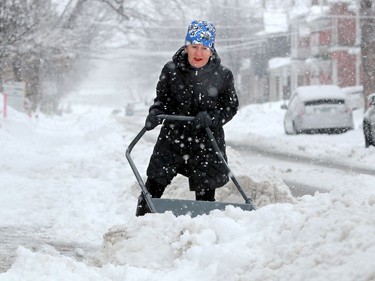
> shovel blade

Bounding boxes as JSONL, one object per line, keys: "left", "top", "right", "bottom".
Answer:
{"left": 151, "top": 198, "right": 255, "bottom": 217}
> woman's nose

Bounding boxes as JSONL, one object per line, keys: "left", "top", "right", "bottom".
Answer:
{"left": 195, "top": 47, "right": 203, "bottom": 54}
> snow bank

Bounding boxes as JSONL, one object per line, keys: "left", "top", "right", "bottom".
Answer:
{"left": 95, "top": 185, "right": 375, "bottom": 281}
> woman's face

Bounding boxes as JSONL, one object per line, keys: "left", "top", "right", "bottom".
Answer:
{"left": 186, "top": 44, "right": 212, "bottom": 68}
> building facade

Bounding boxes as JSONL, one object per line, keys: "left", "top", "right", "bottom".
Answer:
{"left": 267, "top": 1, "right": 362, "bottom": 101}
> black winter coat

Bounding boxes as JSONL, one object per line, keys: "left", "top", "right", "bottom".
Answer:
{"left": 146, "top": 47, "right": 239, "bottom": 191}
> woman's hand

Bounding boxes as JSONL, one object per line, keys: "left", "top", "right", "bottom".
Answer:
{"left": 193, "top": 111, "right": 213, "bottom": 129}
{"left": 145, "top": 109, "right": 164, "bottom": 130}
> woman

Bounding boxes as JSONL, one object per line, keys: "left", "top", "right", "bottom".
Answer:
{"left": 136, "top": 20, "right": 239, "bottom": 216}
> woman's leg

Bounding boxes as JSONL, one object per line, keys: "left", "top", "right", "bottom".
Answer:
{"left": 195, "top": 189, "right": 215, "bottom": 201}
{"left": 135, "top": 178, "right": 167, "bottom": 216}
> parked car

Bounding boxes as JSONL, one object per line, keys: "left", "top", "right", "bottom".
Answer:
{"left": 281, "top": 85, "right": 354, "bottom": 134}
{"left": 342, "top": 85, "right": 365, "bottom": 110}
{"left": 363, "top": 93, "right": 375, "bottom": 147}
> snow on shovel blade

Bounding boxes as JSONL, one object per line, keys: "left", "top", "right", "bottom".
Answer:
{"left": 151, "top": 198, "right": 255, "bottom": 217}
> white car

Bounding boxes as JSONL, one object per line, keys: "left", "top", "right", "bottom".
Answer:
{"left": 282, "top": 85, "right": 354, "bottom": 134}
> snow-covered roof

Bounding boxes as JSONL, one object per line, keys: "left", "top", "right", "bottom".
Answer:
{"left": 289, "top": 3, "right": 330, "bottom": 22}
{"left": 269, "top": 57, "right": 291, "bottom": 69}
{"left": 296, "top": 85, "right": 347, "bottom": 101}
{"left": 262, "top": 12, "right": 289, "bottom": 34}
{"left": 306, "top": 5, "right": 330, "bottom": 23}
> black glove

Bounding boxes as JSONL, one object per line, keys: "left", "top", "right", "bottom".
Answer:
{"left": 193, "top": 111, "right": 213, "bottom": 129}
{"left": 145, "top": 109, "right": 163, "bottom": 130}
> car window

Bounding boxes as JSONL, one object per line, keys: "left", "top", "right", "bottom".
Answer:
{"left": 304, "top": 99, "right": 345, "bottom": 106}
{"left": 288, "top": 93, "right": 299, "bottom": 109}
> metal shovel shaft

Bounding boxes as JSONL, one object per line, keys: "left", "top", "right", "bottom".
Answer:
{"left": 125, "top": 127, "right": 157, "bottom": 212}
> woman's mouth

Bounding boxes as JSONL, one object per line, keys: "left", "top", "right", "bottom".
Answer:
{"left": 194, "top": 58, "right": 203, "bottom": 62}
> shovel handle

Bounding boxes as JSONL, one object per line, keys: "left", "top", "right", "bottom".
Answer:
{"left": 157, "top": 114, "right": 194, "bottom": 122}
{"left": 126, "top": 114, "right": 255, "bottom": 211}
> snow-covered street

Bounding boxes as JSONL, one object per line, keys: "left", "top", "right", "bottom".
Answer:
{"left": 0, "top": 83, "right": 374, "bottom": 280}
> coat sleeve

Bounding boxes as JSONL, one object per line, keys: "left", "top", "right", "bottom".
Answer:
{"left": 149, "top": 62, "right": 172, "bottom": 114}
{"left": 209, "top": 68, "right": 239, "bottom": 127}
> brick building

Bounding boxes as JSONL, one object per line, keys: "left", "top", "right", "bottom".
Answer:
{"left": 268, "top": 1, "right": 362, "bottom": 101}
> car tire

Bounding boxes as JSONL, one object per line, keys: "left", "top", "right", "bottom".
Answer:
{"left": 284, "top": 120, "right": 293, "bottom": 135}
{"left": 292, "top": 121, "right": 299, "bottom": 135}
{"left": 284, "top": 124, "right": 290, "bottom": 135}
{"left": 363, "top": 121, "right": 374, "bottom": 147}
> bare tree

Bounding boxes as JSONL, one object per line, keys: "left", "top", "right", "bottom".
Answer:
{"left": 0, "top": 0, "right": 59, "bottom": 111}
{"left": 0, "top": 0, "right": 125, "bottom": 113}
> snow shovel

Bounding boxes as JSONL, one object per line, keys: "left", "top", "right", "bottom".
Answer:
{"left": 126, "top": 114, "right": 256, "bottom": 217}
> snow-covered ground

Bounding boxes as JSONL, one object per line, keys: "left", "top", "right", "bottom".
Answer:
{"left": 0, "top": 83, "right": 374, "bottom": 280}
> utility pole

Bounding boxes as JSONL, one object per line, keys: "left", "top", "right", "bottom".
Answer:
{"left": 355, "top": 0, "right": 361, "bottom": 86}
{"left": 360, "top": 0, "right": 375, "bottom": 107}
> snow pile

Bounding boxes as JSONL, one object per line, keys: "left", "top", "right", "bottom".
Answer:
{"left": 96, "top": 186, "right": 374, "bottom": 281}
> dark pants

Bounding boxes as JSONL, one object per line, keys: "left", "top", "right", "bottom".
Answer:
{"left": 135, "top": 178, "right": 216, "bottom": 216}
